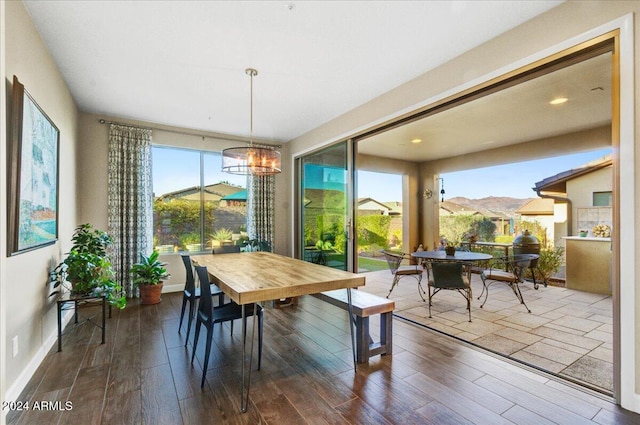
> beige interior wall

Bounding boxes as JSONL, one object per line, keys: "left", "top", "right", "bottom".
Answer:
{"left": 77, "top": 113, "right": 291, "bottom": 288}
{"left": 1, "top": 0, "right": 7, "bottom": 413}
{"left": 3, "top": 0, "right": 80, "bottom": 399}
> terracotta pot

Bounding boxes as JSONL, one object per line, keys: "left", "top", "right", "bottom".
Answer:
{"left": 140, "top": 282, "right": 163, "bottom": 305}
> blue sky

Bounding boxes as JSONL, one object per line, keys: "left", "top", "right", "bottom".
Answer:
{"left": 152, "top": 147, "right": 246, "bottom": 196}
{"left": 358, "top": 147, "right": 612, "bottom": 201}
{"left": 153, "top": 145, "right": 612, "bottom": 201}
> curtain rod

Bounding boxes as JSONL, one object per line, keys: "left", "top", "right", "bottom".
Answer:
{"left": 99, "top": 119, "right": 152, "bottom": 131}
{"left": 98, "top": 118, "right": 282, "bottom": 148}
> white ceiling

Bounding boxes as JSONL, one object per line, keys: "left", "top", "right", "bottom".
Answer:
{"left": 358, "top": 53, "right": 612, "bottom": 162}
{"left": 23, "top": 0, "right": 563, "bottom": 143}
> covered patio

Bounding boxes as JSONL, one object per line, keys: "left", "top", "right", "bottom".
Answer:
{"left": 360, "top": 268, "right": 613, "bottom": 394}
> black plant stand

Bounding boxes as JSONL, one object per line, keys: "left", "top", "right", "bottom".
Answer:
{"left": 56, "top": 293, "right": 111, "bottom": 351}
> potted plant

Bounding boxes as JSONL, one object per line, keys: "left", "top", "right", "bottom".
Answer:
{"left": 211, "top": 228, "right": 233, "bottom": 247}
{"left": 51, "top": 223, "right": 126, "bottom": 309}
{"left": 444, "top": 241, "right": 458, "bottom": 255}
{"left": 180, "top": 232, "right": 202, "bottom": 252}
{"left": 130, "top": 250, "right": 170, "bottom": 305}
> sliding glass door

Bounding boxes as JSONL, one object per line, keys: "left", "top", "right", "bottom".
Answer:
{"left": 297, "top": 141, "right": 354, "bottom": 271}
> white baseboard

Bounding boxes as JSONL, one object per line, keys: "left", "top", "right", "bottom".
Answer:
{"left": 162, "top": 283, "right": 183, "bottom": 293}
{"left": 4, "top": 310, "right": 74, "bottom": 403}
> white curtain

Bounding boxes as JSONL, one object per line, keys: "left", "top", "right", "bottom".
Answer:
{"left": 108, "top": 124, "right": 153, "bottom": 298}
{"left": 246, "top": 174, "right": 275, "bottom": 251}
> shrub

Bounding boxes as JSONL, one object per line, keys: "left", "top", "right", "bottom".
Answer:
{"left": 536, "top": 245, "right": 565, "bottom": 285}
{"left": 358, "top": 215, "right": 391, "bottom": 248}
{"left": 440, "top": 215, "right": 496, "bottom": 246}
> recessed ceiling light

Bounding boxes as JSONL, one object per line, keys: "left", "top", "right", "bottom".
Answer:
{"left": 411, "top": 138, "right": 422, "bottom": 144}
{"left": 550, "top": 97, "right": 568, "bottom": 105}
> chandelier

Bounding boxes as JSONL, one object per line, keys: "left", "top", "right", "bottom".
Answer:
{"left": 222, "top": 68, "right": 281, "bottom": 176}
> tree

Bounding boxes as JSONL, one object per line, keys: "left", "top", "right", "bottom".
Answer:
{"left": 517, "top": 219, "right": 548, "bottom": 247}
{"left": 440, "top": 215, "right": 496, "bottom": 245}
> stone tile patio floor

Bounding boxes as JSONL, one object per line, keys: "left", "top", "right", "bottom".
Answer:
{"left": 359, "top": 268, "right": 613, "bottom": 394}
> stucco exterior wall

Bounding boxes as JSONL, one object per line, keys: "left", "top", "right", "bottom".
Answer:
{"left": 568, "top": 165, "right": 613, "bottom": 235}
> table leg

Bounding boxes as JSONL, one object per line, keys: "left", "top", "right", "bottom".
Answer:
{"left": 57, "top": 302, "right": 62, "bottom": 352}
{"left": 347, "top": 288, "right": 357, "bottom": 371}
{"left": 101, "top": 296, "right": 106, "bottom": 344}
{"left": 240, "top": 303, "right": 257, "bottom": 413}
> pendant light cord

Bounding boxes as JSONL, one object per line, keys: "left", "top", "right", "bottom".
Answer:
{"left": 246, "top": 68, "right": 258, "bottom": 145}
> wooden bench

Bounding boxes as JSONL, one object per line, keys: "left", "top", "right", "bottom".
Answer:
{"left": 313, "top": 289, "right": 394, "bottom": 363}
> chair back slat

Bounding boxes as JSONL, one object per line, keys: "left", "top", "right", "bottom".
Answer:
{"left": 381, "top": 250, "right": 403, "bottom": 274}
{"left": 181, "top": 254, "right": 196, "bottom": 294}
{"left": 195, "top": 265, "right": 212, "bottom": 319}
{"left": 431, "top": 262, "right": 466, "bottom": 289}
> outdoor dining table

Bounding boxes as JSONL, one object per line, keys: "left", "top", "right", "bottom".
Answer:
{"left": 411, "top": 250, "right": 493, "bottom": 281}
{"left": 191, "top": 251, "right": 365, "bottom": 412}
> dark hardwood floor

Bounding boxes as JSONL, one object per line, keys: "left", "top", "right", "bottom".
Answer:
{"left": 7, "top": 292, "right": 640, "bottom": 424}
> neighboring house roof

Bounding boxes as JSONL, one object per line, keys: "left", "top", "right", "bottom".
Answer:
{"left": 156, "top": 182, "right": 244, "bottom": 201}
{"left": 439, "top": 201, "right": 479, "bottom": 215}
{"left": 516, "top": 198, "right": 555, "bottom": 215}
{"left": 534, "top": 154, "right": 612, "bottom": 193}
{"left": 476, "top": 208, "right": 510, "bottom": 220}
{"left": 383, "top": 201, "right": 403, "bottom": 215}
{"left": 303, "top": 189, "right": 346, "bottom": 211}
{"left": 357, "top": 197, "right": 392, "bottom": 212}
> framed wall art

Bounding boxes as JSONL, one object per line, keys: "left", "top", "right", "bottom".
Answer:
{"left": 8, "top": 75, "right": 60, "bottom": 255}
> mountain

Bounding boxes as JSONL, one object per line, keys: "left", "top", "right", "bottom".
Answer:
{"left": 446, "top": 196, "right": 534, "bottom": 214}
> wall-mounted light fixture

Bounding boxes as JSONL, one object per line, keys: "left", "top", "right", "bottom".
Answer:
{"left": 439, "top": 177, "right": 445, "bottom": 202}
{"left": 423, "top": 188, "right": 433, "bottom": 199}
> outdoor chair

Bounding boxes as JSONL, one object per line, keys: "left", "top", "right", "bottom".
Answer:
{"left": 381, "top": 250, "right": 425, "bottom": 299}
{"left": 479, "top": 254, "right": 540, "bottom": 313}
{"left": 191, "top": 265, "right": 263, "bottom": 388}
{"left": 178, "top": 254, "right": 225, "bottom": 346}
{"left": 427, "top": 261, "right": 472, "bottom": 322}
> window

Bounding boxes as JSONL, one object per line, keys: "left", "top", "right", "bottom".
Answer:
{"left": 152, "top": 146, "right": 247, "bottom": 253}
{"left": 593, "top": 191, "right": 612, "bottom": 206}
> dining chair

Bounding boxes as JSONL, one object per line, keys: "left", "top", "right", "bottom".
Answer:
{"left": 381, "top": 250, "right": 424, "bottom": 299}
{"left": 258, "top": 240, "right": 272, "bottom": 252}
{"left": 427, "top": 261, "right": 472, "bottom": 322}
{"left": 191, "top": 265, "right": 263, "bottom": 388}
{"left": 479, "top": 254, "right": 539, "bottom": 313}
{"left": 178, "top": 254, "right": 225, "bottom": 347}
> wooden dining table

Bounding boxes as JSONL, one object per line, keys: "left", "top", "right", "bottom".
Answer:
{"left": 191, "top": 251, "right": 365, "bottom": 412}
